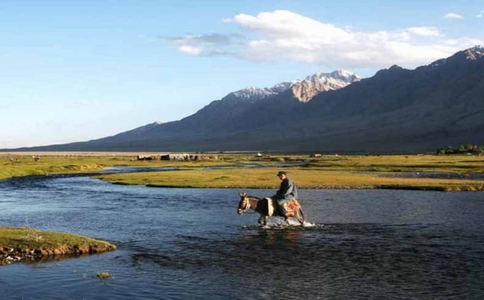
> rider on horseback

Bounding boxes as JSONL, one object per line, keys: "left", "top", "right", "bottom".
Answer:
{"left": 271, "top": 171, "right": 298, "bottom": 216}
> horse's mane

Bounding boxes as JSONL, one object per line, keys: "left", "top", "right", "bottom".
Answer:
{"left": 247, "top": 195, "right": 262, "bottom": 200}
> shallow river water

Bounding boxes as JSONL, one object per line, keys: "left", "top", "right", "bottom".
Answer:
{"left": 0, "top": 174, "right": 484, "bottom": 299}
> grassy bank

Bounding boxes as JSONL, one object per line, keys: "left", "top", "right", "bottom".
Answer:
{"left": 2, "top": 152, "right": 484, "bottom": 191}
{"left": 0, "top": 227, "right": 116, "bottom": 265}
{"left": 0, "top": 152, "right": 247, "bottom": 180}
{"left": 96, "top": 168, "right": 484, "bottom": 191}
{"left": 95, "top": 154, "right": 484, "bottom": 192}
{"left": 0, "top": 155, "right": 113, "bottom": 180}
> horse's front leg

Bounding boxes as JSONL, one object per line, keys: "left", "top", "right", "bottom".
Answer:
{"left": 258, "top": 215, "right": 268, "bottom": 226}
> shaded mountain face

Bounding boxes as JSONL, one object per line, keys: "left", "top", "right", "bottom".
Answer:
{"left": 13, "top": 46, "right": 484, "bottom": 153}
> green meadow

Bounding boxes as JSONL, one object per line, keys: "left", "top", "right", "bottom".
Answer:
{"left": 95, "top": 154, "right": 484, "bottom": 192}
{"left": 2, "top": 152, "right": 483, "bottom": 192}
{"left": 0, "top": 227, "right": 116, "bottom": 253}
{"left": 0, "top": 227, "right": 116, "bottom": 264}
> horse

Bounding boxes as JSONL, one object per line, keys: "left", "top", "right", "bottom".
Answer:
{"left": 237, "top": 192, "right": 305, "bottom": 226}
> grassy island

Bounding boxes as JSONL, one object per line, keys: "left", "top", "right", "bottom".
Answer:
{"left": 0, "top": 227, "right": 116, "bottom": 266}
{"left": 94, "top": 153, "right": 484, "bottom": 192}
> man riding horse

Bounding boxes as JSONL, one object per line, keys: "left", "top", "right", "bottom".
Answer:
{"left": 237, "top": 170, "right": 304, "bottom": 226}
{"left": 271, "top": 171, "right": 298, "bottom": 215}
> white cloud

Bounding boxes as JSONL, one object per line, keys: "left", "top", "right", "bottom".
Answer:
{"left": 178, "top": 45, "right": 202, "bottom": 55}
{"left": 477, "top": 10, "right": 484, "bottom": 18}
{"left": 441, "top": 37, "right": 484, "bottom": 46}
{"left": 444, "top": 13, "right": 464, "bottom": 19}
{"left": 169, "top": 10, "right": 483, "bottom": 69}
{"left": 406, "top": 27, "right": 441, "bottom": 37}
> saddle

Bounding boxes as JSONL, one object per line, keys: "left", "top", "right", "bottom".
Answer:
{"left": 263, "top": 198, "right": 299, "bottom": 217}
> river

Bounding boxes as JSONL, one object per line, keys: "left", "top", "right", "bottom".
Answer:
{"left": 0, "top": 174, "right": 484, "bottom": 299}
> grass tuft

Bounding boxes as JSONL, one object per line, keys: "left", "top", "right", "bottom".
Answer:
{"left": 97, "top": 272, "right": 111, "bottom": 280}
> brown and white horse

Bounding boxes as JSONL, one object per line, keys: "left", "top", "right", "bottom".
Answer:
{"left": 237, "top": 192, "right": 305, "bottom": 226}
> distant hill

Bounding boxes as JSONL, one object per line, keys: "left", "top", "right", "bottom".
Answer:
{"left": 9, "top": 47, "right": 484, "bottom": 154}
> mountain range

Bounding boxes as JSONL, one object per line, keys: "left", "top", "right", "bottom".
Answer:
{"left": 11, "top": 46, "right": 484, "bottom": 154}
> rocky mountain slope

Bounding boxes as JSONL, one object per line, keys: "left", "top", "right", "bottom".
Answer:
{"left": 227, "top": 69, "right": 360, "bottom": 103}
{"left": 291, "top": 70, "right": 361, "bottom": 102}
{"left": 12, "top": 46, "right": 484, "bottom": 153}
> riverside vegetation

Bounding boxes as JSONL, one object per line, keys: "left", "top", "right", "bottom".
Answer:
{"left": 0, "top": 154, "right": 123, "bottom": 265}
{"left": 2, "top": 152, "right": 484, "bottom": 191}
{"left": 94, "top": 153, "right": 484, "bottom": 192}
{"left": 0, "top": 227, "right": 116, "bottom": 265}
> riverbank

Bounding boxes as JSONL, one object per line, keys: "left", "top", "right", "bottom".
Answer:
{"left": 96, "top": 168, "right": 484, "bottom": 191}
{"left": 2, "top": 152, "right": 484, "bottom": 191}
{"left": 0, "top": 227, "right": 116, "bottom": 266}
{"left": 94, "top": 154, "right": 484, "bottom": 191}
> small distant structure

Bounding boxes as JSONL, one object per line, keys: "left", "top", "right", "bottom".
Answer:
{"left": 256, "top": 153, "right": 263, "bottom": 157}
{"left": 136, "top": 155, "right": 154, "bottom": 161}
{"left": 309, "top": 153, "right": 322, "bottom": 158}
{"left": 189, "top": 155, "right": 200, "bottom": 161}
{"left": 160, "top": 153, "right": 190, "bottom": 161}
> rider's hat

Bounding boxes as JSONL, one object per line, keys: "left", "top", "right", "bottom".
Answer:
{"left": 276, "top": 171, "right": 287, "bottom": 176}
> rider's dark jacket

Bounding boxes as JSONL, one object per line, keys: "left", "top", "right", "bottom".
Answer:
{"left": 272, "top": 178, "right": 298, "bottom": 203}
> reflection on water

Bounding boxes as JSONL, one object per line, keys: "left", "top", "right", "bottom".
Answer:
{"left": 0, "top": 176, "right": 484, "bottom": 299}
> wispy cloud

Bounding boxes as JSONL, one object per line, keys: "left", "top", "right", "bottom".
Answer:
{"left": 168, "top": 10, "right": 482, "bottom": 69}
{"left": 406, "top": 27, "right": 441, "bottom": 37}
{"left": 444, "top": 12, "right": 464, "bottom": 19}
{"left": 477, "top": 10, "right": 484, "bottom": 18}
{"left": 165, "top": 33, "right": 242, "bottom": 56}
{"left": 441, "top": 37, "right": 484, "bottom": 46}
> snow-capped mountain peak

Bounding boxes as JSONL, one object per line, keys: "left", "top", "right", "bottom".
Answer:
{"left": 228, "top": 70, "right": 360, "bottom": 103}
{"left": 293, "top": 70, "right": 361, "bottom": 102}
{"left": 230, "top": 85, "right": 284, "bottom": 101}
{"left": 430, "top": 45, "right": 484, "bottom": 68}
{"left": 464, "top": 45, "right": 484, "bottom": 60}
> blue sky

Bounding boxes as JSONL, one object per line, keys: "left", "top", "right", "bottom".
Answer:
{"left": 1, "top": 0, "right": 483, "bottom": 148}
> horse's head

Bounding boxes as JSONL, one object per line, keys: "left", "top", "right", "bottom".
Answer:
{"left": 237, "top": 192, "right": 250, "bottom": 215}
